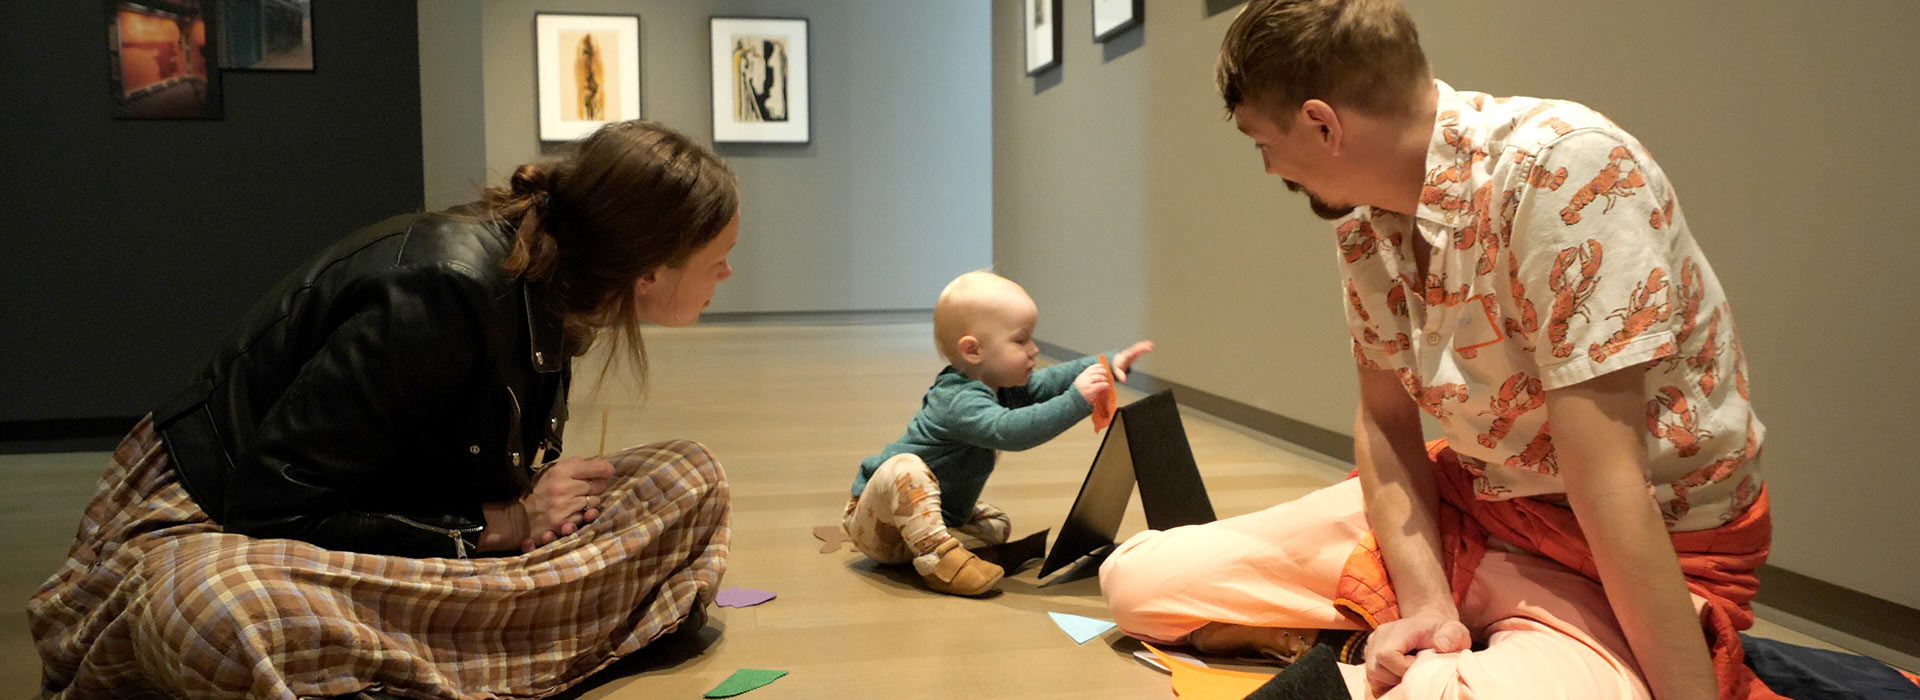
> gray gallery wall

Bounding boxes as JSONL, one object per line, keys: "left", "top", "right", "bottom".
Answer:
{"left": 992, "top": 0, "right": 1920, "bottom": 608}
{"left": 0, "top": 1, "right": 424, "bottom": 425}
{"left": 420, "top": 0, "right": 993, "bottom": 315}
{"left": 419, "top": 2, "right": 488, "bottom": 213}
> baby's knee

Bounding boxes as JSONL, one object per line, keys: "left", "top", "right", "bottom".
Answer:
{"left": 870, "top": 453, "right": 933, "bottom": 482}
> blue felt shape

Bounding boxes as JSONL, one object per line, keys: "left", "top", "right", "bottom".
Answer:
{"left": 1049, "top": 611, "right": 1117, "bottom": 644}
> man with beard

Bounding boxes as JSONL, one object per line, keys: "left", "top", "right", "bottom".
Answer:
{"left": 1098, "top": 2, "right": 1774, "bottom": 700}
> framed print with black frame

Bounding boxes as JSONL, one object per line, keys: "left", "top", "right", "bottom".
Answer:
{"left": 534, "top": 12, "right": 640, "bottom": 143}
{"left": 709, "top": 16, "right": 810, "bottom": 144}
{"left": 1025, "top": 0, "right": 1061, "bottom": 76}
{"left": 1092, "top": 0, "right": 1142, "bottom": 43}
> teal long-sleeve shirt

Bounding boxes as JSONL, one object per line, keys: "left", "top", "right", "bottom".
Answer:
{"left": 850, "top": 355, "right": 1098, "bottom": 527}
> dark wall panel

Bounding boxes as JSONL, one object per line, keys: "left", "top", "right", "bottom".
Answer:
{"left": 0, "top": 1, "right": 424, "bottom": 424}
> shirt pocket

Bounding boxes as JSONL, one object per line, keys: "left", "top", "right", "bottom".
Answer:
{"left": 1453, "top": 294, "right": 1505, "bottom": 360}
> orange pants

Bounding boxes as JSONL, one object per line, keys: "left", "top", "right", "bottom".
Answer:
{"left": 1101, "top": 479, "right": 1666, "bottom": 700}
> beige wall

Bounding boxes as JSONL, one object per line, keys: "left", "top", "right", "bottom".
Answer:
{"left": 993, "top": 1, "right": 1920, "bottom": 607}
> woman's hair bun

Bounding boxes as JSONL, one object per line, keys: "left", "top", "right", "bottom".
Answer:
{"left": 509, "top": 162, "right": 553, "bottom": 197}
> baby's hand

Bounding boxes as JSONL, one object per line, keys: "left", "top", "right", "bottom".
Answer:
{"left": 1111, "top": 340, "right": 1155, "bottom": 383}
{"left": 1074, "top": 361, "right": 1113, "bottom": 405}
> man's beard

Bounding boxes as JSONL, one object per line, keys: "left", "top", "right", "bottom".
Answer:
{"left": 1285, "top": 179, "right": 1357, "bottom": 220}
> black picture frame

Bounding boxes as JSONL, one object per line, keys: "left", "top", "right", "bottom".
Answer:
{"left": 1092, "top": 0, "right": 1143, "bottom": 43}
{"left": 1024, "top": 0, "right": 1062, "bottom": 76}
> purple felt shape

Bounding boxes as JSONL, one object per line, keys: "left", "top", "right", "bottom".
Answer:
{"left": 715, "top": 587, "right": 777, "bottom": 608}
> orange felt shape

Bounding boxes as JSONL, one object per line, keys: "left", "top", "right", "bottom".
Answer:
{"left": 1092, "top": 354, "right": 1117, "bottom": 432}
{"left": 1143, "top": 644, "right": 1275, "bottom": 700}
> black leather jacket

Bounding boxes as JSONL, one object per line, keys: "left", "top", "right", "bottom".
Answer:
{"left": 154, "top": 207, "right": 570, "bottom": 558}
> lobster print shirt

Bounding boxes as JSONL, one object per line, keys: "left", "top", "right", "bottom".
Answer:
{"left": 1338, "top": 81, "right": 1764, "bottom": 531}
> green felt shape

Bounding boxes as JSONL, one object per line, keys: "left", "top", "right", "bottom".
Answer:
{"left": 704, "top": 669, "right": 789, "bottom": 698}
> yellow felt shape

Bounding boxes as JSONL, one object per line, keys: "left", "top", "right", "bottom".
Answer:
{"left": 1142, "top": 643, "right": 1275, "bottom": 700}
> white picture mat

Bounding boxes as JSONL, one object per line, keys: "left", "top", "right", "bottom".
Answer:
{"left": 536, "top": 14, "right": 640, "bottom": 142}
{"left": 710, "top": 17, "right": 810, "bottom": 143}
{"left": 1025, "top": 0, "right": 1055, "bottom": 73}
{"left": 1093, "top": 0, "right": 1134, "bottom": 37}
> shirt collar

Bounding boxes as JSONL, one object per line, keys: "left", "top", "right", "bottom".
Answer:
{"left": 1412, "top": 80, "right": 1487, "bottom": 231}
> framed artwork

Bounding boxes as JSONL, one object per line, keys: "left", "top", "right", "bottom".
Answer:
{"left": 534, "top": 13, "right": 640, "bottom": 142}
{"left": 1025, "top": 0, "right": 1061, "bottom": 75}
{"left": 709, "top": 17, "right": 810, "bottom": 144}
{"left": 107, "top": 0, "right": 223, "bottom": 119}
{"left": 1092, "top": 0, "right": 1142, "bottom": 42}
{"left": 218, "top": 0, "right": 314, "bottom": 70}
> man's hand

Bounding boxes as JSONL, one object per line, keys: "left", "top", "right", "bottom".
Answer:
{"left": 1110, "top": 340, "right": 1155, "bottom": 382}
{"left": 1354, "top": 364, "right": 1466, "bottom": 695}
{"left": 1365, "top": 613, "right": 1472, "bottom": 695}
{"left": 519, "top": 456, "right": 614, "bottom": 552}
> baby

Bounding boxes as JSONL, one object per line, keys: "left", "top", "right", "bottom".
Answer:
{"left": 843, "top": 271, "right": 1153, "bottom": 595}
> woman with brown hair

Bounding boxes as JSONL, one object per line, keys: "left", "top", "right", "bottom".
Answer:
{"left": 28, "top": 119, "right": 739, "bottom": 699}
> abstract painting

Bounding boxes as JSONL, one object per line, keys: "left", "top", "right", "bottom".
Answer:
{"left": 710, "top": 17, "right": 809, "bottom": 144}
{"left": 535, "top": 13, "right": 639, "bottom": 142}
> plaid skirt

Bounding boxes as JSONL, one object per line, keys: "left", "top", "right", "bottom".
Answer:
{"left": 27, "top": 416, "right": 731, "bottom": 700}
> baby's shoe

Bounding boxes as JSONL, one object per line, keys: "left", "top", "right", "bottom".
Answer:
{"left": 915, "top": 538, "right": 1003, "bottom": 596}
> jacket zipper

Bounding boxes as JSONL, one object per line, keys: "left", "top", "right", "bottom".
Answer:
{"left": 505, "top": 385, "right": 525, "bottom": 469}
{"left": 372, "top": 512, "right": 485, "bottom": 558}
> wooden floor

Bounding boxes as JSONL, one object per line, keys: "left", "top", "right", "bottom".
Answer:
{"left": 0, "top": 322, "right": 1863, "bottom": 699}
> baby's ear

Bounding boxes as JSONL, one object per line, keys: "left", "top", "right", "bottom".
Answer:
{"left": 957, "top": 335, "right": 981, "bottom": 363}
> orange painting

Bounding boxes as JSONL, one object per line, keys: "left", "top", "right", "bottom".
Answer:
{"left": 114, "top": 8, "right": 208, "bottom": 96}
{"left": 110, "top": 2, "right": 218, "bottom": 119}
{"left": 117, "top": 9, "right": 185, "bottom": 95}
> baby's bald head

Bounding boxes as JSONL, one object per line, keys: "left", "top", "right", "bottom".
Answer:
{"left": 934, "top": 271, "right": 1036, "bottom": 368}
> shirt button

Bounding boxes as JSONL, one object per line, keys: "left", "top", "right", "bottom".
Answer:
{"left": 1428, "top": 332, "right": 1443, "bottom": 346}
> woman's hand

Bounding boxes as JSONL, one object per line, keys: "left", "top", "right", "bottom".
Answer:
{"left": 1074, "top": 360, "right": 1113, "bottom": 406}
{"left": 1110, "top": 340, "right": 1155, "bottom": 383}
{"left": 1364, "top": 612, "right": 1472, "bottom": 696}
{"left": 519, "top": 457, "right": 614, "bottom": 552}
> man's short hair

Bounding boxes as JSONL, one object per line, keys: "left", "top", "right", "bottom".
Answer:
{"left": 1215, "top": 0, "right": 1430, "bottom": 124}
